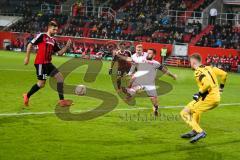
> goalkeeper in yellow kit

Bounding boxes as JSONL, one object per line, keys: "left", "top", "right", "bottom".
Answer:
{"left": 180, "top": 53, "right": 227, "bottom": 143}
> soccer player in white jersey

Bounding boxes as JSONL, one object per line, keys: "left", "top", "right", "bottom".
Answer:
{"left": 115, "top": 48, "right": 177, "bottom": 115}
{"left": 128, "top": 44, "right": 148, "bottom": 75}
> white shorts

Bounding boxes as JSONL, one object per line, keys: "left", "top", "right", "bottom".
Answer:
{"left": 128, "top": 81, "right": 157, "bottom": 97}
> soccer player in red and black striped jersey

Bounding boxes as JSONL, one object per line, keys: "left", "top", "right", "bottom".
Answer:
{"left": 23, "top": 21, "right": 73, "bottom": 107}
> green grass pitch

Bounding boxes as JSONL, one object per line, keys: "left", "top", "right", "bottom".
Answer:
{"left": 0, "top": 50, "right": 240, "bottom": 160}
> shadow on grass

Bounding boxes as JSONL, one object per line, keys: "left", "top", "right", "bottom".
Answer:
{"left": 110, "top": 139, "right": 240, "bottom": 160}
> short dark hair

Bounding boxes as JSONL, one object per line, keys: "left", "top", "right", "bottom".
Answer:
{"left": 48, "top": 21, "right": 58, "bottom": 27}
{"left": 148, "top": 48, "right": 156, "bottom": 54}
{"left": 190, "top": 53, "right": 202, "bottom": 62}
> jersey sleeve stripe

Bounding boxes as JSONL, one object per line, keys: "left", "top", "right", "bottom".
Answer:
{"left": 31, "top": 33, "right": 43, "bottom": 44}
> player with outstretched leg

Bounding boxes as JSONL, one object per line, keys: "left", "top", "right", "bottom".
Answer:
{"left": 23, "top": 21, "right": 73, "bottom": 107}
{"left": 115, "top": 48, "right": 177, "bottom": 116}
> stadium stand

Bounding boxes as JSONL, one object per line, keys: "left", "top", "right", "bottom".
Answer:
{"left": 8, "top": 14, "right": 68, "bottom": 33}
{"left": 0, "top": 0, "right": 66, "bottom": 15}
{"left": 0, "top": 0, "right": 239, "bottom": 72}
{"left": 205, "top": 54, "right": 240, "bottom": 72}
{"left": 4, "top": 0, "right": 218, "bottom": 44}
{"left": 196, "top": 24, "right": 240, "bottom": 49}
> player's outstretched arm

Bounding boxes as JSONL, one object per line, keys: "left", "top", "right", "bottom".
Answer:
{"left": 161, "top": 66, "right": 177, "bottom": 80}
{"left": 57, "top": 39, "right": 72, "bottom": 56}
{"left": 24, "top": 43, "right": 33, "bottom": 65}
{"left": 114, "top": 50, "right": 132, "bottom": 62}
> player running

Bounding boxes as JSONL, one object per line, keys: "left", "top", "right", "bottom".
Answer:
{"left": 115, "top": 48, "right": 177, "bottom": 116}
{"left": 109, "top": 42, "right": 132, "bottom": 92}
{"left": 23, "top": 21, "right": 73, "bottom": 107}
{"left": 180, "top": 53, "right": 227, "bottom": 143}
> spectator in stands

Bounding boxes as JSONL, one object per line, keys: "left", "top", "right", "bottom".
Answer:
{"left": 72, "top": 2, "right": 80, "bottom": 17}
{"left": 205, "top": 54, "right": 211, "bottom": 65}
{"left": 226, "top": 55, "right": 233, "bottom": 71}
{"left": 179, "top": 1, "right": 187, "bottom": 11}
{"left": 197, "top": 23, "right": 240, "bottom": 49}
{"left": 205, "top": 54, "right": 239, "bottom": 72}
{"left": 186, "top": 20, "right": 200, "bottom": 38}
{"left": 212, "top": 54, "right": 219, "bottom": 67}
{"left": 219, "top": 55, "right": 226, "bottom": 70}
{"left": 209, "top": 8, "right": 218, "bottom": 25}
{"left": 232, "top": 56, "right": 240, "bottom": 71}
{"left": 215, "top": 38, "right": 222, "bottom": 48}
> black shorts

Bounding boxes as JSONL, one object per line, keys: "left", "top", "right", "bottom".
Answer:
{"left": 34, "top": 63, "right": 59, "bottom": 80}
{"left": 117, "top": 67, "right": 130, "bottom": 77}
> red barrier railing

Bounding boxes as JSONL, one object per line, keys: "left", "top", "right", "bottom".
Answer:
{"left": 0, "top": 31, "right": 239, "bottom": 63}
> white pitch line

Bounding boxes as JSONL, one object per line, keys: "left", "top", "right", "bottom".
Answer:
{"left": 0, "top": 103, "right": 240, "bottom": 117}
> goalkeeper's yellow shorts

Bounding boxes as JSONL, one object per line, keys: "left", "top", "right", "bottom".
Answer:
{"left": 186, "top": 95, "right": 220, "bottom": 113}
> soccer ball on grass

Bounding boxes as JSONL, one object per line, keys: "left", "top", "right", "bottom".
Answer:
{"left": 75, "top": 85, "right": 86, "bottom": 96}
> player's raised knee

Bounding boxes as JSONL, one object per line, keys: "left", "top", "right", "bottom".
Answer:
{"left": 180, "top": 110, "right": 185, "bottom": 117}
{"left": 55, "top": 73, "right": 64, "bottom": 83}
{"left": 180, "top": 108, "right": 189, "bottom": 118}
{"left": 37, "top": 81, "right": 45, "bottom": 88}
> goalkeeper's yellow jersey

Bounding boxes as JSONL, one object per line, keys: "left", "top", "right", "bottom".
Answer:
{"left": 194, "top": 65, "right": 227, "bottom": 97}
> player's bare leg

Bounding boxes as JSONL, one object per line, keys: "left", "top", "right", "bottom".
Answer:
{"left": 150, "top": 96, "right": 159, "bottom": 116}
{"left": 23, "top": 80, "right": 45, "bottom": 106}
{"left": 54, "top": 72, "right": 73, "bottom": 107}
{"left": 122, "top": 85, "right": 143, "bottom": 101}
